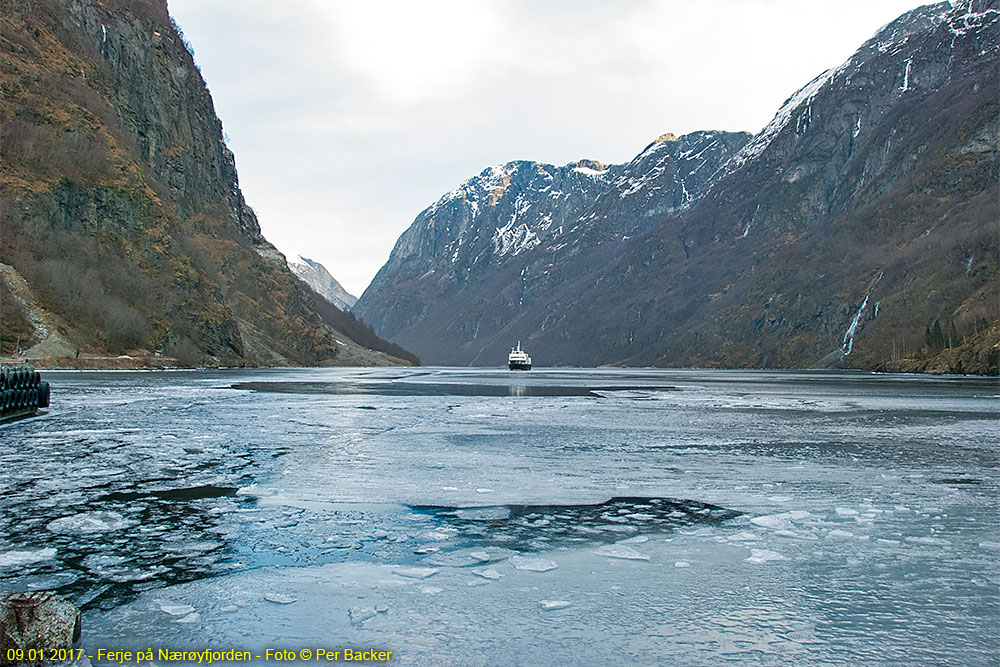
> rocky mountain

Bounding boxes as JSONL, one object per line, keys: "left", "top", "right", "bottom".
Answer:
{"left": 0, "top": 0, "right": 414, "bottom": 367}
{"left": 354, "top": 132, "right": 751, "bottom": 364}
{"left": 355, "top": 0, "right": 998, "bottom": 373}
{"left": 288, "top": 256, "right": 357, "bottom": 311}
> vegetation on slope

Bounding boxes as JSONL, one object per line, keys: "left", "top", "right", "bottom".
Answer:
{"left": 0, "top": 0, "right": 413, "bottom": 366}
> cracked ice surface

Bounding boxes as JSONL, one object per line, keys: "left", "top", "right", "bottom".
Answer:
{"left": 1, "top": 367, "right": 997, "bottom": 664}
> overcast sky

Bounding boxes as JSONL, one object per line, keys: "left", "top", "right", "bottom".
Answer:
{"left": 169, "top": 0, "right": 924, "bottom": 297}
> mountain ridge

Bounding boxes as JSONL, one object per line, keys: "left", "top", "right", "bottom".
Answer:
{"left": 354, "top": 129, "right": 752, "bottom": 363}
{"left": 354, "top": 0, "right": 998, "bottom": 373}
{"left": 288, "top": 256, "right": 357, "bottom": 312}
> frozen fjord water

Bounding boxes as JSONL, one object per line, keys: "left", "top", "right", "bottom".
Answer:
{"left": 1, "top": 367, "right": 997, "bottom": 665}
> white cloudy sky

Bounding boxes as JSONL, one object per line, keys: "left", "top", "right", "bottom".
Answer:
{"left": 169, "top": 0, "right": 923, "bottom": 297}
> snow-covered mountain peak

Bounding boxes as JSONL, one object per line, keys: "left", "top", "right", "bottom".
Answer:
{"left": 726, "top": 69, "right": 835, "bottom": 172}
{"left": 723, "top": 0, "right": 994, "bottom": 177}
{"left": 287, "top": 256, "right": 358, "bottom": 311}
{"left": 570, "top": 159, "right": 612, "bottom": 177}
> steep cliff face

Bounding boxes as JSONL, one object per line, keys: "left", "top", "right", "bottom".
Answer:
{"left": 353, "top": 131, "right": 750, "bottom": 365}
{"left": 566, "top": 0, "right": 999, "bottom": 371}
{"left": 356, "top": 159, "right": 622, "bottom": 348}
{"left": 288, "top": 256, "right": 357, "bottom": 312}
{"left": 0, "top": 0, "right": 410, "bottom": 366}
{"left": 356, "top": 0, "right": 997, "bottom": 372}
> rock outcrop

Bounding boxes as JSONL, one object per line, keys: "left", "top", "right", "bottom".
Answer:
{"left": 0, "top": 591, "right": 81, "bottom": 667}
{"left": 0, "top": 0, "right": 412, "bottom": 367}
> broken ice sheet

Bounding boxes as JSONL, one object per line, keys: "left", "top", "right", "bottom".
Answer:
{"left": 158, "top": 603, "right": 195, "bottom": 616}
{"left": 750, "top": 511, "right": 811, "bottom": 531}
{"left": 472, "top": 568, "right": 504, "bottom": 580}
{"left": 412, "top": 497, "right": 740, "bottom": 552}
{"left": 394, "top": 567, "right": 439, "bottom": 579}
{"left": 745, "top": 549, "right": 787, "bottom": 564}
{"left": 47, "top": 511, "right": 136, "bottom": 534}
{"left": 263, "top": 593, "right": 297, "bottom": 604}
{"left": 349, "top": 607, "right": 377, "bottom": 624}
{"left": 539, "top": 600, "right": 572, "bottom": 610}
{"left": 593, "top": 545, "right": 650, "bottom": 561}
{"left": 726, "top": 531, "right": 761, "bottom": 542}
{"left": 508, "top": 556, "right": 558, "bottom": 572}
{"left": 0, "top": 548, "right": 57, "bottom": 567}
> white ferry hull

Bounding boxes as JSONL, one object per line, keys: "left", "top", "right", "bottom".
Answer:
{"left": 507, "top": 341, "right": 532, "bottom": 370}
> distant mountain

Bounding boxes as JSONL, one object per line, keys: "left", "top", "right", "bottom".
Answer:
{"left": 355, "top": 0, "right": 998, "bottom": 374}
{"left": 353, "top": 132, "right": 751, "bottom": 364}
{"left": 0, "top": 0, "right": 414, "bottom": 367}
{"left": 288, "top": 256, "right": 357, "bottom": 311}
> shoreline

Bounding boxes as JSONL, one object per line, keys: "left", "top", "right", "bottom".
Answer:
{"left": 2, "top": 355, "right": 995, "bottom": 377}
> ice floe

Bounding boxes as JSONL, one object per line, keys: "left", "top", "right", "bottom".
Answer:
{"left": 750, "top": 511, "right": 811, "bottom": 532}
{"left": 473, "top": 568, "right": 504, "bottom": 580}
{"left": 508, "top": 556, "right": 558, "bottom": 572}
{"left": 46, "top": 511, "right": 136, "bottom": 534}
{"left": 394, "top": 567, "right": 439, "bottom": 579}
{"left": 0, "top": 548, "right": 57, "bottom": 567}
{"left": 348, "top": 607, "right": 378, "bottom": 624}
{"left": 539, "top": 600, "right": 572, "bottom": 610}
{"left": 158, "top": 603, "right": 195, "bottom": 616}
{"left": 745, "top": 549, "right": 788, "bottom": 564}
{"left": 593, "top": 545, "right": 650, "bottom": 561}
{"left": 904, "top": 536, "right": 951, "bottom": 546}
{"left": 827, "top": 529, "right": 854, "bottom": 538}
{"left": 726, "top": 531, "right": 761, "bottom": 542}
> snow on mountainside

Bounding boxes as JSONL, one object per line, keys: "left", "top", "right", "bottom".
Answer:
{"left": 389, "top": 159, "right": 619, "bottom": 266}
{"left": 357, "top": 0, "right": 997, "bottom": 372}
{"left": 354, "top": 131, "right": 750, "bottom": 361}
{"left": 536, "top": 0, "right": 999, "bottom": 371}
{"left": 726, "top": 69, "right": 836, "bottom": 173}
{"left": 288, "top": 256, "right": 358, "bottom": 312}
{"left": 726, "top": 1, "right": 996, "bottom": 178}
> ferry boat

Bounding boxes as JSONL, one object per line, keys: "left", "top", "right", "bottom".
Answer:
{"left": 508, "top": 342, "right": 532, "bottom": 370}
